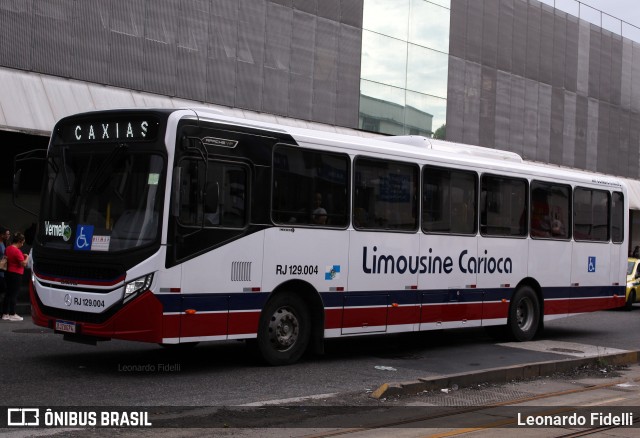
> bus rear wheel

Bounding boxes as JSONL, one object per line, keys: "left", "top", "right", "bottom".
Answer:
{"left": 258, "top": 293, "right": 310, "bottom": 365}
{"left": 508, "top": 286, "right": 540, "bottom": 341}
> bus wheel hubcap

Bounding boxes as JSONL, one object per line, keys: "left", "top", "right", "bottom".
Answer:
{"left": 269, "top": 307, "right": 299, "bottom": 350}
{"left": 516, "top": 298, "right": 534, "bottom": 332}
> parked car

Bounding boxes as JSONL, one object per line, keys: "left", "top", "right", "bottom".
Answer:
{"left": 626, "top": 258, "right": 640, "bottom": 310}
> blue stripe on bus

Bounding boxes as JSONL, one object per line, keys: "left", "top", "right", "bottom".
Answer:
{"left": 154, "top": 285, "right": 625, "bottom": 313}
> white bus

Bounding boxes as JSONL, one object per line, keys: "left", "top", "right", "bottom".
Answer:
{"left": 25, "top": 109, "right": 627, "bottom": 365}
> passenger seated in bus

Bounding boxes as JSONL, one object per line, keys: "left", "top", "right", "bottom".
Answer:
{"left": 531, "top": 188, "right": 552, "bottom": 237}
{"left": 311, "top": 193, "right": 327, "bottom": 225}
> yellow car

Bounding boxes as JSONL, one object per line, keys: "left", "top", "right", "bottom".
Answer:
{"left": 626, "top": 258, "right": 640, "bottom": 310}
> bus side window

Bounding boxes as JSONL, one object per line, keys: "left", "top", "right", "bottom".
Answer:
{"left": 272, "top": 145, "right": 349, "bottom": 228}
{"left": 480, "top": 174, "right": 527, "bottom": 237}
{"left": 354, "top": 157, "right": 418, "bottom": 231}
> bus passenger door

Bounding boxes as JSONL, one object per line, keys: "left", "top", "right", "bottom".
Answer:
{"left": 347, "top": 231, "right": 419, "bottom": 334}
{"left": 419, "top": 235, "right": 479, "bottom": 330}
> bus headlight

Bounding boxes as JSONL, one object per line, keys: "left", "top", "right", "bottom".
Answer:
{"left": 124, "top": 274, "right": 154, "bottom": 303}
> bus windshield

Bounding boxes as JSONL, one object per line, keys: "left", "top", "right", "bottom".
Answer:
{"left": 38, "top": 143, "right": 165, "bottom": 252}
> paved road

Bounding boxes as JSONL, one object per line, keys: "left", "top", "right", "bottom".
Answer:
{"left": 0, "top": 306, "right": 638, "bottom": 409}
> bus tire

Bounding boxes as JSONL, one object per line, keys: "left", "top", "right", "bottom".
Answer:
{"left": 508, "top": 286, "right": 540, "bottom": 342}
{"left": 258, "top": 292, "right": 310, "bottom": 366}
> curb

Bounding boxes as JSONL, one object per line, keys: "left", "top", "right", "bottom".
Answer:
{"left": 370, "top": 351, "right": 640, "bottom": 399}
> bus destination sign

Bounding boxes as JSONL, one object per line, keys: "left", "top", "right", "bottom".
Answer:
{"left": 62, "top": 118, "right": 158, "bottom": 143}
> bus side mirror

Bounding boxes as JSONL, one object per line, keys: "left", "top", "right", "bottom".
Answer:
{"left": 171, "top": 167, "right": 182, "bottom": 217}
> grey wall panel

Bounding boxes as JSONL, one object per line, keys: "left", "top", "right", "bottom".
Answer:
{"left": 289, "top": 10, "right": 315, "bottom": 119}
{"left": 336, "top": 24, "right": 361, "bottom": 128}
{"left": 176, "top": 47, "right": 207, "bottom": 101}
{"left": 588, "top": 26, "right": 601, "bottom": 99}
{"left": 263, "top": 3, "right": 292, "bottom": 114}
{"left": 632, "top": 43, "right": 640, "bottom": 113}
{"left": 549, "top": 87, "right": 564, "bottom": 165}
{"left": 607, "top": 106, "right": 619, "bottom": 175}
{"left": 562, "top": 91, "right": 576, "bottom": 167}
{"left": 144, "top": 41, "right": 177, "bottom": 96}
{"left": 599, "top": 31, "right": 612, "bottom": 103}
{"left": 109, "top": 33, "right": 145, "bottom": 90}
{"left": 574, "top": 94, "right": 588, "bottom": 169}
{"left": 466, "top": 1, "right": 483, "bottom": 64}
{"left": 511, "top": 0, "right": 527, "bottom": 77}
{"left": 143, "top": 0, "right": 179, "bottom": 96}
{"left": 234, "top": 0, "right": 266, "bottom": 110}
{"left": 0, "top": 0, "right": 33, "bottom": 70}
{"left": 596, "top": 103, "right": 610, "bottom": 174}
{"left": 31, "top": 0, "right": 74, "bottom": 78}
{"left": 482, "top": 0, "right": 499, "bottom": 69}
{"left": 294, "top": 0, "right": 316, "bottom": 15}
{"left": 339, "top": 0, "right": 362, "bottom": 28}
{"left": 585, "top": 98, "right": 599, "bottom": 171}
{"left": 618, "top": 110, "right": 630, "bottom": 177}
{"left": 494, "top": 71, "right": 512, "bottom": 152}
{"left": 263, "top": 67, "right": 289, "bottom": 115}
{"left": 565, "top": 15, "right": 578, "bottom": 92}
{"left": 509, "top": 75, "right": 525, "bottom": 156}
{"left": 312, "top": 18, "right": 338, "bottom": 125}
{"left": 318, "top": 0, "right": 339, "bottom": 21}
{"left": 206, "top": 2, "right": 240, "bottom": 107}
{"left": 236, "top": 62, "right": 263, "bottom": 111}
{"left": 621, "top": 39, "right": 633, "bottom": 110}
{"left": 576, "top": 20, "right": 590, "bottom": 95}
{"left": 630, "top": 112, "right": 640, "bottom": 179}
{"left": 538, "top": 5, "right": 554, "bottom": 85}
{"left": 525, "top": 2, "right": 541, "bottom": 81}
{"left": 496, "top": 0, "right": 514, "bottom": 72}
{"left": 610, "top": 35, "right": 623, "bottom": 106}
{"left": 551, "top": 11, "right": 566, "bottom": 89}
{"left": 108, "top": 0, "right": 145, "bottom": 90}
{"left": 270, "top": 0, "right": 292, "bottom": 7}
{"left": 462, "top": 61, "right": 481, "bottom": 145}
{"left": 175, "top": 0, "right": 210, "bottom": 101}
{"left": 265, "top": 3, "right": 292, "bottom": 71}
{"left": 523, "top": 79, "right": 539, "bottom": 161}
{"left": 449, "top": 0, "right": 467, "bottom": 59}
{"left": 479, "top": 66, "right": 496, "bottom": 148}
{"left": 289, "top": 72, "right": 313, "bottom": 120}
{"left": 291, "top": 11, "right": 315, "bottom": 78}
{"left": 72, "top": 0, "right": 111, "bottom": 84}
{"left": 445, "top": 56, "right": 466, "bottom": 143}
{"left": 536, "top": 83, "right": 551, "bottom": 163}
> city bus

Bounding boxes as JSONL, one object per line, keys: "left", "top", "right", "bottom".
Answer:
{"left": 24, "top": 108, "right": 627, "bottom": 365}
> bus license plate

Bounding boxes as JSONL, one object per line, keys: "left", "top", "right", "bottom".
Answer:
{"left": 55, "top": 320, "right": 76, "bottom": 334}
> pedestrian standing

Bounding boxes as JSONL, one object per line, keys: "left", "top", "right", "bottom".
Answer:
{"left": 2, "top": 231, "right": 29, "bottom": 321}
{"left": 0, "top": 227, "right": 9, "bottom": 311}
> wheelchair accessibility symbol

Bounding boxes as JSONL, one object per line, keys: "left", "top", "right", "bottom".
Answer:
{"left": 74, "top": 225, "right": 94, "bottom": 251}
{"left": 587, "top": 256, "right": 596, "bottom": 273}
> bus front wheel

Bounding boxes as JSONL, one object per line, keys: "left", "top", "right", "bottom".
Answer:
{"left": 508, "top": 286, "right": 540, "bottom": 342}
{"left": 257, "top": 292, "right": 310, "bottom": 365}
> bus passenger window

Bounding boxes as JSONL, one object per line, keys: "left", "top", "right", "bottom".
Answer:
{"left": 530, "top": 181, "right": 570, "bottom": 240}
{"left": 480, "top": 175, "right": 527, "bottom": 237}
{"left": 574, "top": 187, "right": 610, "bottom": 241}
{"left": 354, "top": 157, "right": 418, "bottom": 231}
{"left": 272, "top": 146, "right": 349, "bottom": 228}
{"left": 423, "top": 166, "right": 477, "bottom": 235}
